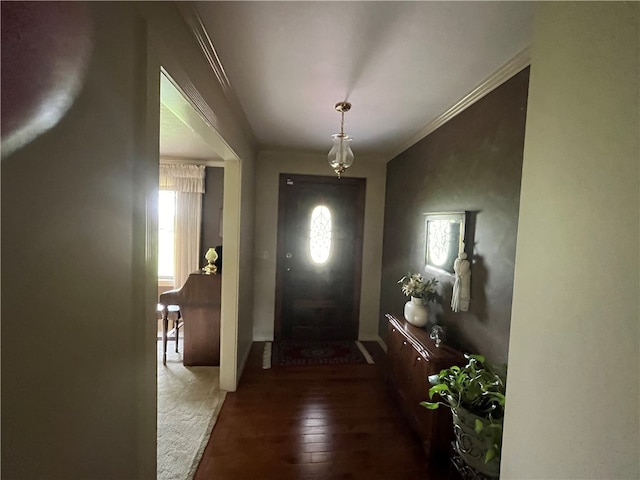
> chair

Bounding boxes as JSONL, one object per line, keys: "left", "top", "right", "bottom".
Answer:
{"left": 157, "top": 303, "right": 182, "bottom": 365}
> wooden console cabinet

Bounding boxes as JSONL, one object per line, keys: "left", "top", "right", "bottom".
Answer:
{"left": 385, "top": 313, "right": 465, "bottom": 465}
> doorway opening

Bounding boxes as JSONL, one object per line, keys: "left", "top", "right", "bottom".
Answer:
{"left": 157, "top": 67, "right": 242, "bottom": 389}
{"left": 156, "top": 68, "right": 240, "bottom": 479}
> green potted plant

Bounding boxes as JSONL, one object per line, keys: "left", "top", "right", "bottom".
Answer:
{"left": 420, "top": 354, "right": 506, "bottom": 477}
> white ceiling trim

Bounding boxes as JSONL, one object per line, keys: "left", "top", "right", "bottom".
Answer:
{"left": 177, "top": 3, "right": 233, "bottom": 99}
{"left": 177, "top": 3, "right": 253, "bottom": 139}
{"left": 160, "top": 156, "right": 224, "bottom": 168}
{"left": 161, "top": 70, "right": 236, "bottom": 162}
{"left": 161, "top": 66, "right": 219, "bottom": 142}
{"left": 176, "top": 4, "right": 257, "bottom": 163}
{"left": 386, "top": 47, "right": 531, "bottom": 162}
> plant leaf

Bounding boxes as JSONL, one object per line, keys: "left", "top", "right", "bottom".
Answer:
{"left": 485, "top": 447, "right": 497, "bottom": 463}
{"left": 468, "top": 353, "right": 486, "bottom": 364}
{"left": 474, "top": 418, "right": 484, "bottom": 433}
{"left": 428, "top": 385, "right": 451, "bottom": 400}
{"left": 429, "top": 384, "right": 449, "bottom": 394}
{"left": 419, "top": 401, "right": 440, "bottom": 410}
{"left": 493, "top": 392, "right": 506, "bottom": 406}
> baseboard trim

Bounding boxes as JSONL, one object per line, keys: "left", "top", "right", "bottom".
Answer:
{"left": 262, "top": 342, "right": 272, "bottom": 369}
{"left": 355, "top": 341, "right": 375, "bottom": 364}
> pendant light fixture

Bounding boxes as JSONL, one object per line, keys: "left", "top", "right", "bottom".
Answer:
{"left": 327, "top": 101, "right": 354, "bottom": 178}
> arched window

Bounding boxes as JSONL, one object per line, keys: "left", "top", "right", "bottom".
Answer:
{"left": 309, "top": 205, "right": 331, "bottom": 264}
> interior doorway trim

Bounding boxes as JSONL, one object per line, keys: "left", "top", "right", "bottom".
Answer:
{"left": 159, "top": 66, "right": 242, "bottom": 392}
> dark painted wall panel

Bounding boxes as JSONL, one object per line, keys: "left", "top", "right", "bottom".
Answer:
{"left": 380, "top": 68, "right": 530, "bottom": 364}
{"left": 200, "top": 166, "right": 224, "bottom": 262}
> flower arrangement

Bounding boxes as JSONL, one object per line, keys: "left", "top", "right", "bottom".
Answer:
{"left": 398, "top": 272, "right": 438, "bottom": 301}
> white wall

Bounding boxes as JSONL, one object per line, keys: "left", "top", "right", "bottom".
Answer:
{"left": 2, "top": 4, "right": 158, "bottom": 477}
{"left": 1, "top": 3, "right": 257, "bottom": 477}
{"left": 502, "top": 3, "right": 639, "bottom": 478}
{"left": 253, "top": 151, "right": 387, "bottom": 341}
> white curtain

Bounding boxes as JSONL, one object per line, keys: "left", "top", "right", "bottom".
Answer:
{"left": 160, "top": 164, "right": 206, "bottom": 288}
{"left": 160, "top": 163, "right": 206, "bottom": 193}
{"left": 174, "top": 191, "right": 203, "bottom": 289}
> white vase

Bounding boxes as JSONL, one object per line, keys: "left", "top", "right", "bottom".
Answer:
{"left": 404, "top": 296, "right": 428, "bottom": 327}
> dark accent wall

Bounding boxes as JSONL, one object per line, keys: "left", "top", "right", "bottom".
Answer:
{"left": 379, "top": 68, "right": 530, "bottom": 364}
{"left": 200, "top": 166, "right": 224, "bottom": 262}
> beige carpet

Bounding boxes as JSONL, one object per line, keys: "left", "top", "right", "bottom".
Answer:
{"left": 157, "top": 339, "right": 226, "bottom": 480}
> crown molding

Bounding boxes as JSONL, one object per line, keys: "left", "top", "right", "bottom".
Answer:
{"left": 178, "top": 3, "right": 257, "bottom": 157}
{"left": 386, "top": 47, "right": 531, "bottom": 162}
{"left": 177, "top": 3, "right": 233, "bottom": 98}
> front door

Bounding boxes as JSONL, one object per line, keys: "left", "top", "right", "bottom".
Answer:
{"left": 274, "top": 174, "right": 366, "bottom": 341}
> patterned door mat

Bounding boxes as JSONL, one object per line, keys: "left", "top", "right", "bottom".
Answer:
{"left": 269, "top": 341, "right": 374, "bottom": 367}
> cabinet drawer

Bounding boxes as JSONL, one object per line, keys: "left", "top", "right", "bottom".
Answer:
{"left": 385, "top": 314, "right": 464, "bottom": 464}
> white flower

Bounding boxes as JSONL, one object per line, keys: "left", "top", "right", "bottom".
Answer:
{"left": 398, "top": 272, "right": 438, "bottom": 301}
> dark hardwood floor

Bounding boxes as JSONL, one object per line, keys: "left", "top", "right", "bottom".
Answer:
{"left": 194, "top": 341, "right": 459, "bottom": 480}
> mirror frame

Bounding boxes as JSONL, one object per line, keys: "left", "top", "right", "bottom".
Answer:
{"left": 423, "top": 211, "right": 467, "bottom": 276}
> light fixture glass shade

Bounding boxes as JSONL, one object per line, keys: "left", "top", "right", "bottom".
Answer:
{"left": 327, "top": 133, "right": 354, "bottom": 177}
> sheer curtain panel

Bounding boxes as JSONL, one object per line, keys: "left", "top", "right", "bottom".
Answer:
{"left": 160, "top": 164, "right": 206, "bottom": 288}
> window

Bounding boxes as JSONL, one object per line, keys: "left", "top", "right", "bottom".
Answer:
{"left": 158, "top": 191, "right": 176, "bottom": 280}
{"left": 309, "top": 205, "right": 332, "bottom": 264}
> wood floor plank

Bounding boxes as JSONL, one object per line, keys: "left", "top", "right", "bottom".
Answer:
{"left": 194, "top": 341, "right": 459, "bottom": 480}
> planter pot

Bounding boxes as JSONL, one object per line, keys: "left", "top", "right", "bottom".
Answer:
{"left": 452, "top": 407, "right": 502, "bottom": 477}
{"left": 403, "top": 296, "right": 428, "bottom": 327}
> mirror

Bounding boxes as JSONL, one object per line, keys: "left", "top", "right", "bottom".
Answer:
{"left": 423, "top": 212, "right": 466, "bottom": 276}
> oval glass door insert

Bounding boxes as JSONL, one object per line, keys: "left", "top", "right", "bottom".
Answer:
{"left": 309, "top": 205, "right": 332, "bottom": 264}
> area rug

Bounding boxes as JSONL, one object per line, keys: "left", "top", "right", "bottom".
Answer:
{"left": 269, "top": 340, "right": 374, "bottom": 367}
{"left": 157, "top": 339, "right": 226, "bottom": 480}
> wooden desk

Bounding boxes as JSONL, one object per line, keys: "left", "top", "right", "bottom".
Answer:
{"left": 159, "top": 271, "right": 221, "bottom": 366}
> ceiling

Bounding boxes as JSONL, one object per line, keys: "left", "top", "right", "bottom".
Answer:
{"left": 160, "top": 102, "right": 217, "bottom": 160}
{"left": 160, "top": 72, "right": 226, "bottom": 163}
{"left": 161, "top": 1, "right": 533, "bottom": 162}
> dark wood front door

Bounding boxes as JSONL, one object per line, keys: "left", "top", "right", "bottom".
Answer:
{"left": 275, "top": 174, "right": 366, "bottom": 341}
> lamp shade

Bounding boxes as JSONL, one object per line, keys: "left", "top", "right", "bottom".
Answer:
{"left": 327, "top": 134, "right": 354, "bottom": 177}
{"left": 205, "top": 247, "right": 218, "bottom": 264}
